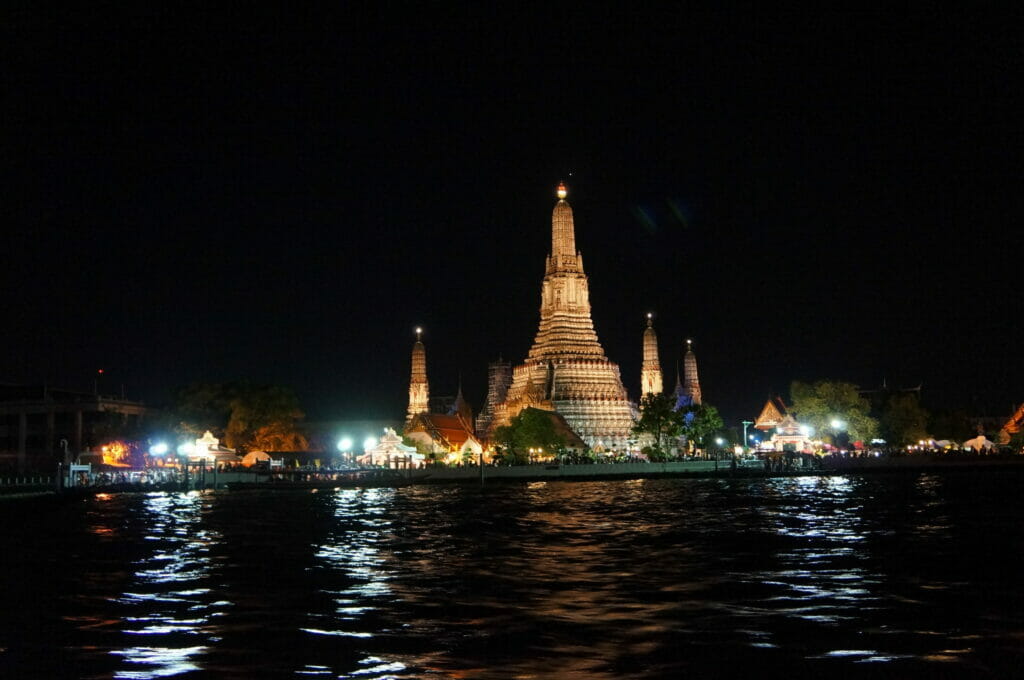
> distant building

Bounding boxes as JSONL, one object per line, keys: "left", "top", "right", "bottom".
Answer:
{"left": 492, "top": 183, "right": 635, "bottom": 449}
{"left": 0, "top": 384, "right": 152, "bottom": 472}
{"left": 754, "top": 396, "right": 789, "bottom": 431}
{"left": 358, "top": 428, "right": 424, "bottom": 468}
{"left": 405, "top": 413, "right": 483, "bottom": 462}
{"left": 640, "top": 314, "right": 663, "bottom": 399}
{"left": 682, "top": 339, "right": 702, "bottom": 406}
{"left": 753, "top": 396, "right": 813, "bottom": 452}
{"left": 406, "top": 328, "right": 429, "bottom": 426}
{"left": 999, "top": 402, "right": 1024, "bottom": 443}
{"left": 475, "top": 358, "right": 511, "bottom": 437}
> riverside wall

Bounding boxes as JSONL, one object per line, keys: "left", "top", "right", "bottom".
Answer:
{"left": 411, "top": 461, "right": 724, "bottom": 483}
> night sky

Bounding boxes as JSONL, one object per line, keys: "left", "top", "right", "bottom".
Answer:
{"left": 5, "top": 6, "right": 1021, "bottom": 424}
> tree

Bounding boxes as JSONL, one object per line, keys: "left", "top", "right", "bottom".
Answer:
{"left": 492, "top": 408, "right": 565, "bottom": 462}
{"left": 224, "top": 384, "right": 307, "bottom": 452}
{"left": 790, "top": 380, "right": 878, "bottom": 445}
{"left": 173, "top": 382, "right": 234, "bottom": 436}
{"left": 633, "top": 393, "right": 683, "bottom": 456}
{"left": 679, "top": 403, "right": 724, "bottom": 452}
{"left": 880, "top": 393, "right": 930, "bottom": 446}
{"left": 169, "top": 382, "right": 308, "bottom": 452}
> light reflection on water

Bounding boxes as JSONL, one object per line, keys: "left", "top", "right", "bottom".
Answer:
{"left": 4, "top": 473, "right": 1024, "bottom": 677}
{"left": 108, "top": 492, "right": 225, "bottom": 678}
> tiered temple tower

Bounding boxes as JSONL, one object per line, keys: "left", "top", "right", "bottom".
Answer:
{"left": 406, "top": 327, "right": 429, "bottom": 425}
{"left": 640, "top": 313, "right": 663, "bottom": 398}
{"left": 495, "top": 183, "right": 635, "bottom": 450}
{"left": 475, "top": 358, "right": 512, "bottom": 435}
{"left": 683, "top": 338, "right": 702, "bottom": 405}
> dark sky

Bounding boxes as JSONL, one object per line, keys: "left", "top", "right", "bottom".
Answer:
{"left": 5, "top": 6, "right": 1021, "bottom": 424}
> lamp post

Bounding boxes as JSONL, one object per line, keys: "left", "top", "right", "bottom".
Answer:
{"left": 742, "top": 420, "right": 753, "bottom": 455}
{"left": 337, "top": 436, "right": 353, "bottom": 468}
{"left": 830, "top": 418, "right": 846, "bottom": 453}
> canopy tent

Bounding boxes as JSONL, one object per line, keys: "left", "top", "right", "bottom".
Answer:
{"left": 963, "top": 435, "right": 995, "bottom": 451}
{"left": 241, "top": 450, "right": 272, "bottom": 467}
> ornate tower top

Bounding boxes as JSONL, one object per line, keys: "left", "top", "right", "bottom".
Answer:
{"left": 683, "top": 338, "right": 702, "bottom": 406}
{"left": 406, "top": 327, "right": 429, "bottom": 425}
{"left": 641, "top": 313, "right": 663, "bottom": 398}
{"left": 549, "top": 183, "right": 579, "bottom": 273}
{"left": 527, "top": 183, "right": 604, "bottom": 360}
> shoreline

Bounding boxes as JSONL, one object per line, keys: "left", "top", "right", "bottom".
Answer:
{"left": 3, "top": 456, "right": 1024, "bottom": 498}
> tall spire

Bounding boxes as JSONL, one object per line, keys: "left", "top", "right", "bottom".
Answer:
{"left": 640, "top": 312, "right": 663, "bottom": 398}
{"left": 406, "top": 326, "right": 429, "bottom": 425}
{"left": 451, "top": 373, "right": 473, "bottom": 426}
{"left": 528, "top": 183, "right": 602, "bottom": 360}
{"left": 683, "top": 338, "right": 702, "bottom": 406}
{"left": 497, "top": 182, "right": 634, "bottom": 451}
{"left": 548, "top": 182, "right": 582, "bottom": 274}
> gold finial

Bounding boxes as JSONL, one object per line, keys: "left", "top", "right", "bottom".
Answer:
{"left": 687, "top": 338, "right": 693, "bottom": 348}
{"left": 415, "top": 327, "right": 422, "bottom": 341}
{"left": 646, "top": 312, "right": 653, "bottom": 328}
{"left": 557, "top": 182, "right": 567, "bottom": 200}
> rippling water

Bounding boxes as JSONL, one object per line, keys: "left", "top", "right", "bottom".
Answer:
{"left": 3, "top": 472, "right": 1024, "bottom": 678}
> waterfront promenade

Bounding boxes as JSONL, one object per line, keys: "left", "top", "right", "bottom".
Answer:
{"left": 5, "top": 454, "right": 1024, "bottom": 498}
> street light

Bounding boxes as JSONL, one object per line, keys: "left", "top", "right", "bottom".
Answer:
{"left": 742, "top": 420, "right": 753, "bottom": 454}
{"left": 337, "top": 437, "right": 353, "bottom": 467}
{"left": 830, "top": 418, "right": 847, "bottom": 451}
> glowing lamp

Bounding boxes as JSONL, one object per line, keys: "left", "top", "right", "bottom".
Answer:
{"left": 338, "top": 437, "right": 353, "bottom": 452}
{"left": 150, "top": 442, "right": 169, "bottom": 456}
{"left": 557, "top": 183, "right": 567, "bottom": 199}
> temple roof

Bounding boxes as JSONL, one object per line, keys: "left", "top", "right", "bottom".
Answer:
{"left": 407, "top": 413, "right": 479, "bottom": 449}
{"left": 755, "top": 396, "right": 789, "bottom": 430}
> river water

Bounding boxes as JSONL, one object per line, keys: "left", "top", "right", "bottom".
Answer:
{"left": 2, "top": 472, "right": 1023, "bottom": 678}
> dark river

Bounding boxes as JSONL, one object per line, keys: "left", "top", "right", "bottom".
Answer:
{"left": 2, "top": 472, "right": 1023, "bottom": 678}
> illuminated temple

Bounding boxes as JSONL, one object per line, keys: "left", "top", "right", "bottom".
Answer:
{"left": 491, "top": 183, "right": 635, "bottom": 450}
{"left": 640, "top": 313, "right": 663, "bottom": 398}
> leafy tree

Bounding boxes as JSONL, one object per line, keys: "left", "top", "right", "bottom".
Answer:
{"left": 168, "top": 382, "right": 308, "bottom": 452}
{"left": 790, "top": 380, "right": 878, "bottom": 445}
{"left": 492, "top": 408, "right": 565, "bottom": 462}
{"left": 633, "top": 393, "right": 683, "bottom": 455}
{"left": 401, "top": 434, "right": 433, "bottom": 455}
{"left": 679, "top": 403, "right": 724, "bottom": 451}
{"left": 224, "top": 384, "right": 307, "bottom": 452}
{"left": 1009, "top": 430, "right": 1024, "bottom": 453}
{"left": 880, "top": 393, "right": 930, "bottom": 446}
{"left": 173, "top": 382, "right": 234, "bottom": 436}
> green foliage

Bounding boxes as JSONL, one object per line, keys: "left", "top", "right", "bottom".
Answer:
{"left": 679, "top": 403, "right": 725, "bottom": 449}
{"left": 173, "top": 383, "right": 234, "bottom": 436}
{"left": 492, "top": 408, "right": 565, "bottom": 460}
{"left": 171, "top": 382, "right": 307, "bottom": 453}
{"left": 880, "top": 393, "right": 930, "bottom": 445}
{"left": 633, "top": 393, "right": 683, "bottom": 454}
{"left": 1009, "top": 430, "right": 1024, "bottom": 453}
{"left": 401, "top": 434, "right": 433, "bottom": 455}
{"left": 790, "top": 380, "right": 878, "bottom": 444}
{"left": 641, "top": 444, "right": 671, "bottom": 462}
